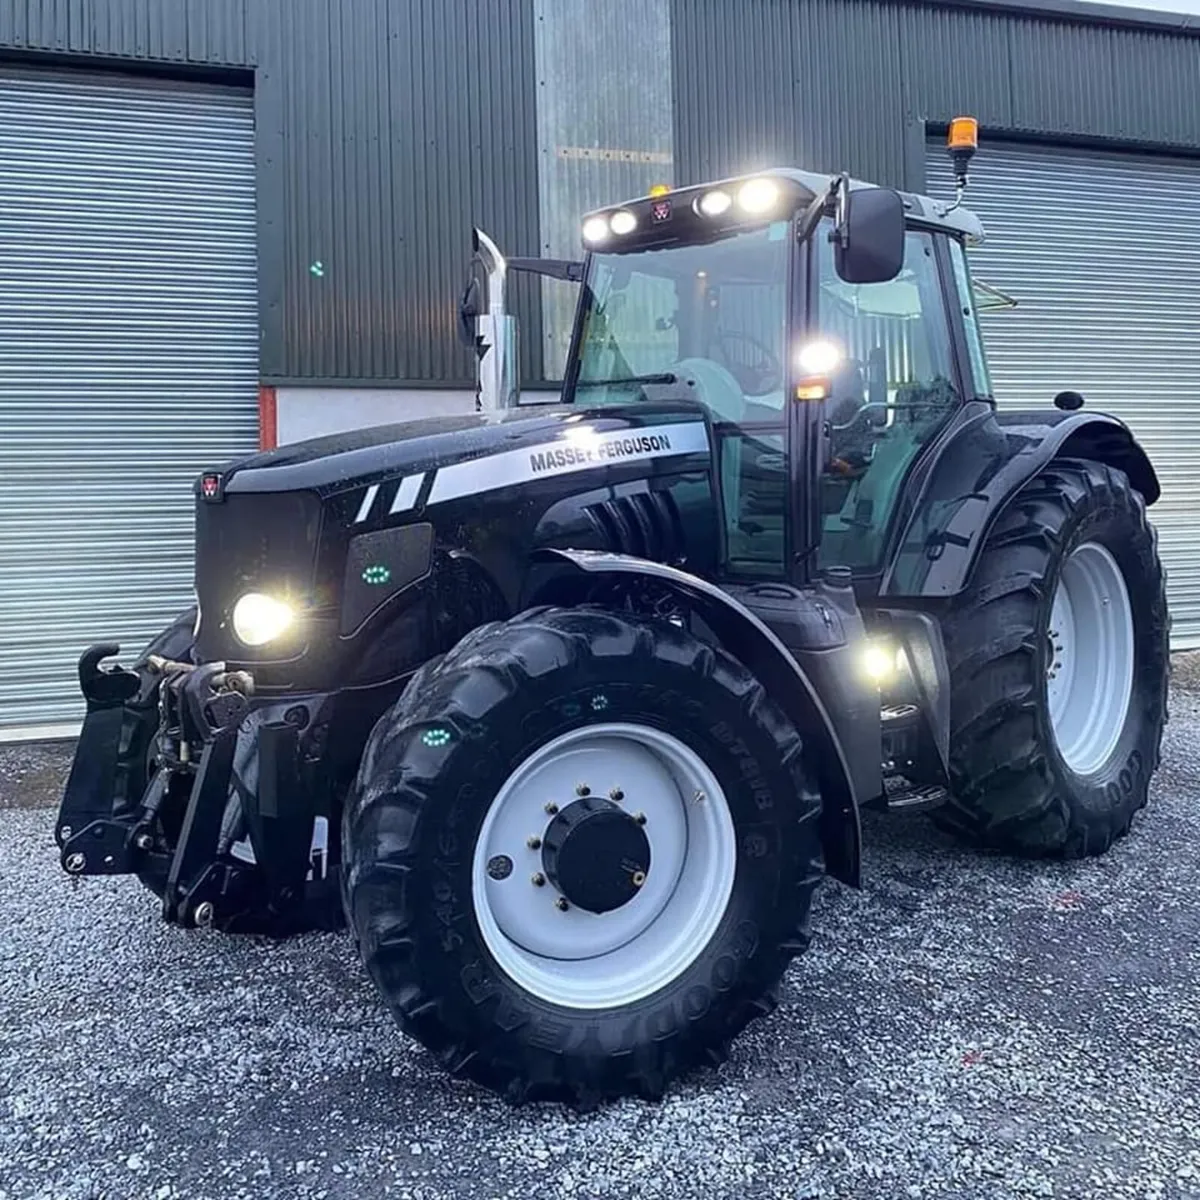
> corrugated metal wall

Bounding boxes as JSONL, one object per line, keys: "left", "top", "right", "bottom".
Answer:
{"left": 927, "top": 140, "right": 1200, "bottom": 644}
{"left": 2, "top": 1, "right": 1198, "bottom": 385}
{"left": 263, "top": 0, "right": 541, "bottom": 386}
{"left": 0, "top": 70, "right": 258, "bottom": 730}
{"left": 671, "top": 0, "right": 1200, "bottom": 190}
{"left": 0, "top": 0, "right": 542, "bottom": 386}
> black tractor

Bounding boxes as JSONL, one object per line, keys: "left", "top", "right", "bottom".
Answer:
{"left": 55, "top": 125, "right": 1169, "bottom": 1106}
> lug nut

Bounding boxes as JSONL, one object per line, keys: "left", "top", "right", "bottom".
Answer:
{"left": 576, "top": 783, "right": 591, "bottom": 797}
{"left": 634, "top": 812, "right": 646, "bottom": 826}
{"left": 531, "top": 872, "right": 546, "bottom": 887}
{"left": 526, "top": 836, "right": 542, "bottom": 850}
{"left": 555, "top": 897, "right": 570, "bottom": 912}
{"left": 609, "top": 788, "right": 624, "bottom": 802}
{"left": 544, "top": 802, "right": 559, "bottom": 815}
{"left": 64, "top": 852, "right": 86, "bottom": 874}
{"left": 632, "top": 870, "right": 647, "bottom": 887}
{"left": 193, "top": 901, "right": 214, "bottom": 928}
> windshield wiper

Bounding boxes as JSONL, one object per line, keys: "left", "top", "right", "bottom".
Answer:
{"left": 575, "top": 372, "right": 678, "bottom": 389}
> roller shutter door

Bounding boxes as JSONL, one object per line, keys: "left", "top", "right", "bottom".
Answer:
{"left": 0, "top": 72, "right": 258, "bottom": 736}
{"left": 927, "top": 141, "right": 1200, "bottom": 646}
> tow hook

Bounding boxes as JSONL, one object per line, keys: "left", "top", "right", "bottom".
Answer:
{"left": 78, "top": 643, "right": 139, "bottom": 710}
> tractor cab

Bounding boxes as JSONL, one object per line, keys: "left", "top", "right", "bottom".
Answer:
{"left": 557, "top": 167, "right": 990, "bottom": 590}
{"left": 466, "top": 138, "right": 992, "bottom": 600}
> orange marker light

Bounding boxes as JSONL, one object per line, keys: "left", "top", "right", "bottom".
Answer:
{"left": 648, "top": 183, "right": 671, "bottom": 198}
{"left": 795, "top": 382, "right": 829, "bottom": 402}
{"left": 948, "top": 117, "right": 978, "bottom": 152}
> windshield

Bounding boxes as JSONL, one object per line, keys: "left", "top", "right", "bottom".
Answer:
{"left": 568, "top": 221, "right": 791, "bottom": 425}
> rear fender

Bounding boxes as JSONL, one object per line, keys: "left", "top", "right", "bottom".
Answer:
{"left": 529, "top": 548, "right": 862, "bottom": 888}
{"left": 881, "top": 409, "right": 1160, "bottom": 598}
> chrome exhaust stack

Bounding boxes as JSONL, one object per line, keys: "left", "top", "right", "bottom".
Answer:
{"left": 464, "top": 228, "right": 519, "bottom": 411}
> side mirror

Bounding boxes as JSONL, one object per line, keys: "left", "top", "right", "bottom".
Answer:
{"left": 834, "top": 187, "right": 905, "bottom": 285}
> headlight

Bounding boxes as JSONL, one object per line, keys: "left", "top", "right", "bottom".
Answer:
{"left": 861, "top": 639, "right": 905, "bottom": 685}
{"left": 232, "top": 592, "right": 295, "bottom": 647}
{"left": 796, "top": 339, "right": 844, "bottom": 376}
{"left": 609, "top": 210, "right": 637, "bottom": 235}
{"left": 582, "top": 216, "right": 610, "bottom": 244}
{"left": 737, "top": 177, "right": 779, "bottom": 215}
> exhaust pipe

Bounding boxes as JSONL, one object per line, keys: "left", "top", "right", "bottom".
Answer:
{"left": 469, "top": 228, "right": 519, "bottom": 411}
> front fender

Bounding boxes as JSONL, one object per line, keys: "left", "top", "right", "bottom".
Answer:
{"left": 882, "top": 408, "right": 1160, "bottom": 598}
{"left": 529, "top": 548, "right": 862, "bottom": 888}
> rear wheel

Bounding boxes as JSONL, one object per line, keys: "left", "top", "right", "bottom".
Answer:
{"left": 938, "top": 459, "right": 1169, "bottom": 856}
{"left": 341, "top": 606, "right": 824, "bottom": 1105}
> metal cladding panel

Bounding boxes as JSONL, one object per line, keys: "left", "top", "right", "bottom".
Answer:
{"left": 674, "top": 0, "right": 1200, "bottom": 194}
{"left": 0, "top": 71, "right": 258, "bottom": 731}
{"left": 671, "top": 0, "right": 798, "bottom": 182}
{"left": 1007, "top": 18, "right": 1121, "bottom": 136}
{"left": 1104, "top": 29, "right": 1200, "bottom": 148}
{"left": 898, "top": 5, "right": 1016, "bottom": 132}
{"left": 927, "top": 141, "right": 1200, "bottom": 644}
{"left": 671, "top": 0, "right": 908, "bottom": 187}
{"left": 0, "top": 0, "right": 250, "bottom": 63}
{"left": 264, "top": 0, "right": 541, "bottom": 385}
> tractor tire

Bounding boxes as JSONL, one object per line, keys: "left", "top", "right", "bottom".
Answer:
{"left": 341, "top": 606, "right": 824, "bottom": 1106}
{"left": 129, "top": 610, "right": 341, "bottom": 936}
{"left": 937, "top": 458, "right": 1169, "bottom": 857}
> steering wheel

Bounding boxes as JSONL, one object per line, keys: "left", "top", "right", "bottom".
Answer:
{"left": 710, "top": 331, "right": 784, "bottom": 396}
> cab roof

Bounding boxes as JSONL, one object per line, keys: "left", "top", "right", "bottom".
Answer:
{"left": 773, "top": 166, "right": 986, "bottom": 244}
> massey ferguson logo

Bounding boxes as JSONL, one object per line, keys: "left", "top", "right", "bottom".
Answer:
{"left": 529, "top": 432, "right": 673, "bottom": 474}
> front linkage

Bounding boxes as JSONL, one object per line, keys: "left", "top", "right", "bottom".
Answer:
{"left": 55, "top": 644, "right": 335, "bottom": 934}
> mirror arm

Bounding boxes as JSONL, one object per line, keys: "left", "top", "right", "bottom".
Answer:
{"left": 831, "top": 173, "right": 852, "bottom": 249}
{"left": 507, "top": 257, "right": 584, "bottom": 283}
{"left": 796, "top": 175, "right": 840, "bottom": 246}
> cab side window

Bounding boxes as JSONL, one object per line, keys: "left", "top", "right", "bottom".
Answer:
{"left": 816, "top": 227, "right": 961, "bottom": 571}
{"left": 948, "top": 237, "right": 993, "bottom": 398}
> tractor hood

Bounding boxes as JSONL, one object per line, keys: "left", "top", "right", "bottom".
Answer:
{"left": 191, "top": 400, "right": 717, "bottom": 684}
{"left": 212, "top": 401, "right": 710, "bottom": 502}
{"left": 217, "top": 407, "right": 575, "bottom": 496}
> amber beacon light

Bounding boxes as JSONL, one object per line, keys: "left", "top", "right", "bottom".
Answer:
{"left": 947, "top": 116, "right": 978, "bottom": 193}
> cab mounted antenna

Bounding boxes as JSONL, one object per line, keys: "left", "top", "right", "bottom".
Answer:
{"left": 941, "top": 116, "right": 978, "bottom": 215}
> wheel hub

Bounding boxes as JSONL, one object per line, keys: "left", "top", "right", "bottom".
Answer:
{"left": 541, "top": 796, "right": 651, "bottom": 914}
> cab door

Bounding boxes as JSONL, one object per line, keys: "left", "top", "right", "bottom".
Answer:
{"left": 811, "top": 224, "right": 967, "bottom": 580}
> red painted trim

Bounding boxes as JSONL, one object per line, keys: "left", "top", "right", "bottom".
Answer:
{"left": 258, "top": 385, "right": 278, "bottom": 450}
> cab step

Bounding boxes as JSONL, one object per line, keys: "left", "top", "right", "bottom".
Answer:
{"left": 884, "top": 783, "right": 949, "bottom": 813}
{"left": 881, "top": 703, "right": 920, "bottom": 728}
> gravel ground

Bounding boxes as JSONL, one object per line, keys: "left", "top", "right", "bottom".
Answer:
{"left": 0, "top": 741, "right": 75, "bottom": 811}
{"left": 4, "top": 693, "right": 1200, "bottom": 1200}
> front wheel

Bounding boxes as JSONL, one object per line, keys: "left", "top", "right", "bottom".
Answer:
{"left": 938, "top": 459, "right": 1169, "bottom": 857}
{"left": 341, "top": 607, "right": 824, "bottom": 1105}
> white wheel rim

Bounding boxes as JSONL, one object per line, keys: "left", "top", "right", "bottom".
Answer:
{"left": 471, "top": 722, "right": 737, "bottom": 1010}
{"left": 1046, "top": 541, "right": 1135, "bottom": 776}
